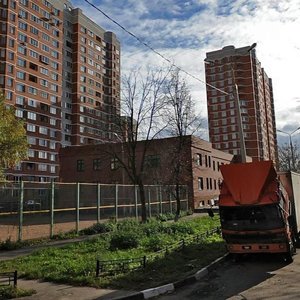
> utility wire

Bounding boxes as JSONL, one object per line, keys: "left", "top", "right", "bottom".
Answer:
{"left": 83, "top": 0, "right": 228, "bottom": 96}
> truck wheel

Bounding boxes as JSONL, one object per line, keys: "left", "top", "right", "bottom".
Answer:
{"left": 284, "top": 244, "right": 294, "bottom": 263}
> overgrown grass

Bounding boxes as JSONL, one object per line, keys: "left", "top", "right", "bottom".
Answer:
{"left": 0, "top": 215, "right": 226, "bottom": 290}
{"left": 0, "top": 286, "right": 36, "bottom": 300}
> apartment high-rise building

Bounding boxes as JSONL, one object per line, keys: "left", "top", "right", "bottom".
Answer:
{"left": 205, "top": 45, "right": 277, "bottom": 164}
{"left": 0, "top": 0, "right": 120, "bottom": 182}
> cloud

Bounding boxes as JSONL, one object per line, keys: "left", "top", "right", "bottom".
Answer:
{"left": 72, "top": 0, "right": 300, "bottom": 138}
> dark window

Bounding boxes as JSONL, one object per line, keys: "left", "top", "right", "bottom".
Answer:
{"left": 77, "top": 159, "right": 84, "bottom": 172}
{"left": 93, "top": 159, "right": 101, "bottom": 171}
{"left": 145, "top": 155, "right": 160, "bottom": 168}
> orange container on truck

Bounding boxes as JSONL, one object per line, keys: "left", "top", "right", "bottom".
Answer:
{"left": 219, "top": 161, "right": 299, "bottom": 262}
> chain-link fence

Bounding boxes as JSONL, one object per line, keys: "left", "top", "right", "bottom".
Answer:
{"left": 0, "top": 182, "right": 188, "bottom": 241}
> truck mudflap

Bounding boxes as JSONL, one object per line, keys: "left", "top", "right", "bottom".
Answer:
{"left": 227, "top": 243, "right": 288, "bottom": 254}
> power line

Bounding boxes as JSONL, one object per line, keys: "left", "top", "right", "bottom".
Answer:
{"left": 83, "top": 0, "right": 228, "bottom": 96}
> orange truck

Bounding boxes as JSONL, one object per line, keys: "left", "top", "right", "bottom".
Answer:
{"left": 219, "top": 160, "right": 300, "bottom": 262}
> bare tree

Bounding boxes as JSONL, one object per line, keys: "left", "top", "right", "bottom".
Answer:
{"left": 162, "top": 69, "right": 203, "bottom": 220}
{"left": 278, "top": 142, "right": 300, "bottom": 172}
{"left": 112, "top": 68, "right": 169, "bottom": 222}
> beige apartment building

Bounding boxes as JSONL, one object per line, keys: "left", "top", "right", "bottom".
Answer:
{"left": 0, "top": 0, "right": 120, "bottom": 182}
{"left": 205, "top": 45, "right": 278, "bottom": 165}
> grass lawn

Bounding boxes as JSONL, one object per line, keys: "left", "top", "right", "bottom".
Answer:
{"left": 0, "top": 215, "right": 226, "bottom": 290}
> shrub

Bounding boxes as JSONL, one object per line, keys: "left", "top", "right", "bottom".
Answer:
{"left": 116, "top": 219, "right": 139, "bottom": 232}
{"left": 0, "top": 238, "right": 22, "bottom": 251}
{"left": 144, "top": 235, "right": 169, "bottom": 252}
{"left": 109, "top": 231, "right": 140, "bottom": 250}
{"left": 0, "top": 286, "right": 36, "bottom": 299}
{"left": 80, "top": 222, "right": 115, "bottom": 235}
{"left": 169, "top": 222, "right": 195, "bottom": 235}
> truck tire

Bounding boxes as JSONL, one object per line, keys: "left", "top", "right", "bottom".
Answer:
{"left": 284, "top": 244, "right": 294, "bottom": 263}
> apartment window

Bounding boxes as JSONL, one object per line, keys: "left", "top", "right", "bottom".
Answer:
{"left": 30, "top": 38, "right": 38, "bottom": 47}
{"left": 28, "top": 99, "right": 37, "bottom": 107}
{"left": 42, "top": 33, "right": 50, "bottom": 41}
{"left": 40, "top": 79, "right": 48, "bottom": 87}
{"left": 28, "top": 149, "right": 35, "bottom": 157}
{"left": 28, "top": 63, "right": 37, "bottom": 72}
{"left": 29, "top": 74, "right": 37, "bottom": 83}
{"left": 15, "top": 109, "right": 23, "bottom": 118}
{"left": 206, "top": 178, "right": 209, "bottom": 190}
{"left": 27, "top": 124, "right": 35, "bottom": 132}
{"left": 41, "top": 44, "right": 49, "bottom": 52}
{"left": 28, "top": 137, "right": 36, "bottom": 145}
{"left": 40, "top": 67, "right": 49, "bottom": 75}
{"left": 77, "top": 159, "right": 84, "bottom": 172}
{"left": 50, "top": 166, "right": 55, "bottom": 173}
{"left": 16, "top": 83, "right": 25, "bottom": 92}
{"left": 29, "top": 49, "right": 38, "bottom": 59}
{"left": 18, "top": 21, "right": 27, "bottom": 31}
{"left": 30, "top": 26, "right": 38, "bottom": 35}
{"left": 50, "top": 96, "right": 57, "bottom": 103}
{"left": 27, "top": 112, "right": 36, "bottom": 120}
{"left": 39, "top": 126, "right": 47, "bottom": 135}
{"left": 28, "top": 87, "right": 37, "bottom": 95}
{"left": 38, "top": 164, "right": 47, "bottom": 172}
{"left": 39, "top": 139, "right": 47, "bottom": 147}
{"left": 198, "top": 177, "right": 204, "bottom": 191}
{"left": 49, "top": 142, "right": 55, "bottom": 149}
{"left": 50, "top": 107, "right": 56, "bottom": 114}
{"left": 38, "top": 151, "right": 47, "bottom": 159}
{"left": 16, "top": 96, "right": 25, "bottom": 105}
{"left": 17, "top": 58, "right": 26, "bottom": 67}
{"left": 50, "top": 154, "right": 55, "bottom": 161}
{"left": 50, "top": 118, "right": 56, "bottom": 126}
{"left": 93, "top": 159, "right": 101, "bottom": 171}
{"left": 6, "top": 91, "right": 12, "bottom": 100}
{"left": 40, "top": 55, "right": 49, "bottom": 64}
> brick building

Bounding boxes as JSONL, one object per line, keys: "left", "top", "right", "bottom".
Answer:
{"left": 205, "top": 45, "right": 278, "bottom": 165}
{"left": 59, "top": 135, "right": 238, "bottom": 209}
{"left": 0, "top": 0, "right": 120, "bottom": 182}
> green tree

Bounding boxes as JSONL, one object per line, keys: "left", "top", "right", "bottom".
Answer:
{"left": 0, "top": 92, "right": 28, "bottom": 178}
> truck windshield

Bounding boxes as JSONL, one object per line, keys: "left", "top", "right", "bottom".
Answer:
{"left": 220, "top": 204, "right": 284, "bottom": 231}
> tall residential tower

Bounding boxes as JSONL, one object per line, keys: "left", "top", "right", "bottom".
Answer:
{"left": 0, "top": 0, "right": 120, "bottom": 181}
{"left": 205, "top": 45, "right": 277, "bottom": 164}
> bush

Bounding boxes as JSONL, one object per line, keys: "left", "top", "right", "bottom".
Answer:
{"left": 143, "top": 234, "right": 170, "bottom": 252}
{"left": 169, "top": 222, "right": 195, "bottom": 235}
{"left": 109, "top": 231, "right": 140, "bottom": 250}
{"left": 0, "top": 238, "right": 22, "bottom": 251}
{"left": 80, "top": 222, "right": 115, "bottom": 235}
{"left": 116, "top": 219, "right": 139, "bottom": 232}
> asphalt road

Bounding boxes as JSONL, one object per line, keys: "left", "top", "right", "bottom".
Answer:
{"left": 159, "top": 252, "right": 300, "bottom": 300}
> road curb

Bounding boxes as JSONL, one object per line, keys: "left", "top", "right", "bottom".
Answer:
{"left": 111, "top": 253, "right": 229, "bottom": 300}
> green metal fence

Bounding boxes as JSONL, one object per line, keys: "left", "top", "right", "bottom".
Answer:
{"left": 0, "top": 182, "right": 188, "bottom": 241}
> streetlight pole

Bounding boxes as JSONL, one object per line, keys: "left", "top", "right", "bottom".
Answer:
{"left": 277, "top": 127, "right": 300, "bottom": 171}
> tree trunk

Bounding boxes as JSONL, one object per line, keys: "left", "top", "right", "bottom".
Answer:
{"left": 174, "top": 183, "right": 181, "bottom": 221}
{"left": 138, "top": 182, "right": 147, "bottom": 222}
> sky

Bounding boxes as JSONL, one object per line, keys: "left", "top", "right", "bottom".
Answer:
{"left": 72, "top": 0, "right": 300, "bottom": 144}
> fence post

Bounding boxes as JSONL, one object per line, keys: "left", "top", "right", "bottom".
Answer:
{"left": 76, "top": 182, "right": 80, "bottom": 233}
{"left": 148, "top": 188, "right": 151, "bottom": 218}
{"left": 96, "top": 260, "right": 100, "bottom": 277}
{"left": 134, "top": 185, "right": 138, "bottom": 219}
{"left": 13, "top": 270, "right": 17, "bottom": 287}
{"left": 50, "top": 180, "right": 55, "bottom": 238}
{"left": 97, "top": 184, "right": 101, "bottom": 223}
{"left": 159, "top": 186, "right": 163, "bottom": 214}
{"left": 186, "top": 187, "right": 189, "bottom": 212}
{"left": 115, "top": 184, "right": 118, "bottom": 221}
{"left": 169, "top": 191, "right": 172, "bottom": 214}
{"left": 18, "top": 180, "right": 24, "bottom": 242}
{"left": 143, "top": 256, "right": 147, "bottom": 268}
